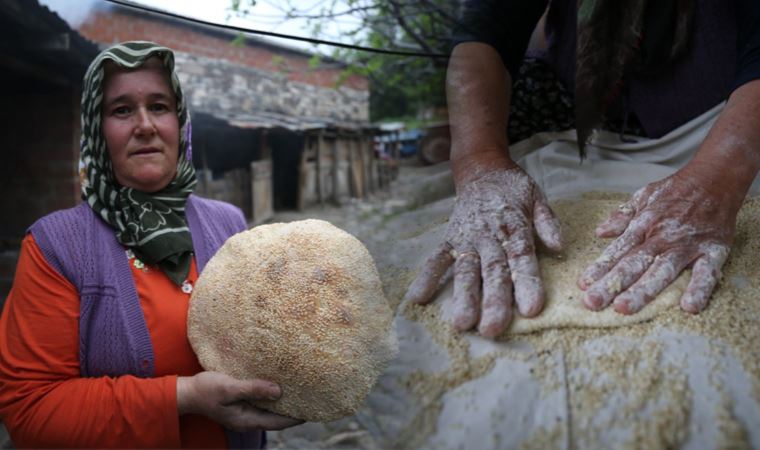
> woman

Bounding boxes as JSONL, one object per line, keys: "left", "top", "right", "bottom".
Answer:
{"left": 0, "top": 41, "right": 301, "bottom": 448}
{"left": 406, "top": 0, "right": 760, "bottom": 338}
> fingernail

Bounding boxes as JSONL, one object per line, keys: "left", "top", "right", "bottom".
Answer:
{"left": 515, "top": 289, "right": 543, "bottom": 317}
{"left": 453, "top": 313, "right": 478, "bottom": 331}
{"left": 613, "top": 297, "right": 633, "bottom": 315}
{"left": 680, "top": 295, "right": 703, "bottom": 314}
{"left": 268, "top": 383, "right": 282, "bottom": 400}
{"left": 546, "top": 235, "right": 562, "bottom": 252}
{"left": 478, "top": 314, "right": 509, "bottom": 339}
{"left": 517, "top": 300, "right": 542, "bottom": 317}
{"left": 478, "top": 326, "right": 500, "bottom": 339}
{"left": 583, "top": 292, "right": 604, "bottom": 310}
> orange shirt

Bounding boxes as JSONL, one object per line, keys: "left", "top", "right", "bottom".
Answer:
{"left": 0, "top": 234, "right": 227, "bottom": 448}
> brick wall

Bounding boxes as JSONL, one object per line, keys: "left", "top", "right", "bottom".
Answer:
{"left": 78, "top": 7, "right": 368, "bottom": 91}
{"left": 0, "top": 87, "right": 81, "bottom": 304}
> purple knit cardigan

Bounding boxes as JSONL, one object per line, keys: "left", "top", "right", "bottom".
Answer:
{"left": 28, "top": 194, "right": 263, "bottom": 449}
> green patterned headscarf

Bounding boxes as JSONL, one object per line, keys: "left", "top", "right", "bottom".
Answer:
{"left": 79, "top": 41, "right": 197, "bottom": 286}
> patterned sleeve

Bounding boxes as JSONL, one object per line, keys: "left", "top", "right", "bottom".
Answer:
{"left": 733, "top": 0, "right": 760, "bottom": 90}
{"left": 451, "top": 0, "right": 549, "bottom": 78}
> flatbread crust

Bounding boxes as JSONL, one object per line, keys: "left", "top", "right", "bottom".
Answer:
{"left": 509, "top": 198, "right": 688, "bottom": 334}
{"left": 188, "top": 219, "right": 398, "bottom": 422}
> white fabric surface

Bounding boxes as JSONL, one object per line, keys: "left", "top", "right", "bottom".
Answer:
{"left": 357, "top": 102, "right": 760, "bottom": 449}
{"left": 512, "top": 102, "right": 740, "bottom": 198}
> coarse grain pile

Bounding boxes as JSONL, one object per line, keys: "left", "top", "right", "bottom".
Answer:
{"left": 187, "top": 219, "right": 398, "bottom": 422}
{"left": 391, "top": 195, "right": 760, "bottom": 448}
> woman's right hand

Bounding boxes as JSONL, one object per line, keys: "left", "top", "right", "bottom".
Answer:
{"left": 404, "top": 159, "right": 562, "bottom": 338}
{"left": 177, "top": 371, "right": 303, "bottom": 431}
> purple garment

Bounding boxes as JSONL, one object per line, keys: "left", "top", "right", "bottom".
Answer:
{"left": 545, "top": 0, "right": 736, "bottom": 138}
{"left": 29, "top": 195, "right": 263, "bottom": 449}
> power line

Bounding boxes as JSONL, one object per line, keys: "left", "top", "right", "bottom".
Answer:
{"left": 102, "top": 0, "right": 450, "bottom": 59}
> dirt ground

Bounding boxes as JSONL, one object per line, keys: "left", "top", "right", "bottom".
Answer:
{"left": 2, "top": 159, "right": 757, "bottom": 448}
{"left": 264, "top": 157, "right": 760, "bottom": 450}
{"left": 269, "top": 160, "right": 454, "bottom": 261}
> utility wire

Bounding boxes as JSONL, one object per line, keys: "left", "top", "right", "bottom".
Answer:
{"left": 103, "top": 0, "right": 450, "bottom": 59}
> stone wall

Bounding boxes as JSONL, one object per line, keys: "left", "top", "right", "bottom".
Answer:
{"left": 78, "top": 6, "right": 370, "bottom": 122}
{"left": 175, "top": 52, "right": 369, "bottom": 122}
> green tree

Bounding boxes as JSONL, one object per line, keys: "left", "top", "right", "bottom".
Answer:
{"left": 230, "top": 0, "right": 460, "bottom": 123}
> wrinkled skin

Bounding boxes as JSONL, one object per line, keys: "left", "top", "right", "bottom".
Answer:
{"left": 404, "top": 167, "right": 562, "bottom": 338}
{"left": 177, "top": 371, "right": 304, "bottom": 431}
{"left": 578, "top": 172, "right": 734, "bottom": 315}
{"left": 413, "top": 43, "right": 760, "bottom": 338}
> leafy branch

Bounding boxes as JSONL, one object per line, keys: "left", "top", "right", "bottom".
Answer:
{"left": 229, "top": 0, "right": 461, "bottom": 120}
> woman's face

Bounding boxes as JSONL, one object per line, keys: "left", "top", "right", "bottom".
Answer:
{"left": 101, "top": 58, "right": 180, "bottom": 193}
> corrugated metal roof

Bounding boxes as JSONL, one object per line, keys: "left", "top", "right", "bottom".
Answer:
{"left": 0, "top": 0, "right": 100, "bottom": 85}
{"left": 206, "top": 110, "right": 378, "bottom": 133}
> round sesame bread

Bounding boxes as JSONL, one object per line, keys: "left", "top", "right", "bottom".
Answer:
{"left": 187, "top": 219, "right": 397, "bottom": 422}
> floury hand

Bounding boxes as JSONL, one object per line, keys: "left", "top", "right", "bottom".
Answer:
{"left": 404, "top": 166, "right": 562, "bottom": 338}
{"left": 578, "top": 173, "right": 734, "bottom": 314}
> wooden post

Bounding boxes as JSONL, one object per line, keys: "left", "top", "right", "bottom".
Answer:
{"left": 347, "top": 133, "right": 356, "bottom": 198}
{"left": 364, "top": 136, "right": 370, "bottom": 195}
{"left": 331, "top": 131, "right": 340, "bottom": 205}
{"left": 358, "top": 133, "right": 368, "bottom": 198}
{"left": 259, "top": 129, "right": 271, "bottom": 159}
{"left": 316, "top": 130, "right": 324, "bottom": 205}
{"left": 250, "top": 129, "right": 273, "bottom": 225}
{"left": 367, "top": 134, "right": 376, "bottom": 192}
{"left": 296, "top": 134, "right": 309, "bottom": 211}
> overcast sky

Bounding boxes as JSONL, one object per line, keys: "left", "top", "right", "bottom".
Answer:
{"left": 38, "top": 0, "right": 361, "bottom": 54}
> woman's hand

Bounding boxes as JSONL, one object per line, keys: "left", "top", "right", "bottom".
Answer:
{"left": 177, "top": 371, "right": 303, "bottom": 432}
{"left": 578, "top": 171, "right": 737, "bottom": 314}
{"left": 404, "top": 165, "right": 562, "bottom": 338}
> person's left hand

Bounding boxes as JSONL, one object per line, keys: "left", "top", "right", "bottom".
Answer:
{"left": 577, "top": 171, "right": 737, "bottom": 314}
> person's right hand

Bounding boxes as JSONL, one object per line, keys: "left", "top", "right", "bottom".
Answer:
{"left": 177, "top": 371, "right": 304, "bottom": 432}
{"left": 403, "top": 164, "right": 562, "bottom": 338}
